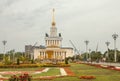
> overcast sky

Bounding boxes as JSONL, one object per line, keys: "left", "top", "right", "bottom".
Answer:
{"left": 0, "top": 0, "right": 120, "bottom": 53}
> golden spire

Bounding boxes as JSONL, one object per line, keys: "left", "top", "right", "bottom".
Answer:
{"left": 52, "top": 8, "right": 56, "bottom": 27}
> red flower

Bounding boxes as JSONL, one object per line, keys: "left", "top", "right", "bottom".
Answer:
{"left": 80, "top": 76, "right": 95, "bottom": 79}
{"left": 63, "top": 68, "right": 75, "bottom": 76}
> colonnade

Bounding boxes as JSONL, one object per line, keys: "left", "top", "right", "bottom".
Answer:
{"left": 46, "top": 40, "right": 61, "bottom": 47}
{"left": 39, "top": 51, "right": 66, "bottom": 60}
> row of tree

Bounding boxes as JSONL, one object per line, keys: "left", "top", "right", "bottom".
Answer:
{"left": 0, "top": 50, "right": 34, "bottom": 65}
{"left": 67, "top": 49, "right": 120, "bottom": 63}
{"left": 1, "top": 49, "right": 120, "bottom": 64}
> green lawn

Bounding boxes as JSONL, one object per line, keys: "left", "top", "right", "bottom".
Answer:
{"left": 54, "top": 63, "right": 120, "bottom": 81}
{"left": 1, "top": 67, "right": 60, "bottom": 78}
{"left": 1, "top": 63, "right": 120, "bottom": 81}
{"left": 32, "top": 68, "right": 60, "bottom": 77}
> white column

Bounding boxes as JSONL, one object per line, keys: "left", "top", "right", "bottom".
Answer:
{"left": 40, "top": 52, "right": 41, "bottom": 59}
{"left": 41, "top": 52, "right": 43, "bottom": 59}
{"left": 43, "top": 52, "right": 44, "bottom": 59}
{"left": 55, "top": 40, "right": 56, "bottom": 46}
{"left": 47, "top": 40, "right": 49, "bottom": 46}
{"left": 53, "top": 40, "right": 55, "bottom": 45}
{"left": 46, "top": 40, "right": 47, "bottom": 46}
{"left": 64, "top": 52, "right": 66, "bottom": 59}
{"left": 61, "top": 52, "right": 63, "bottom": 59}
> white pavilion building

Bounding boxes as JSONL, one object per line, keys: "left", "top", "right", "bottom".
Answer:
{"left": 25, "top": 9, "right": 74, "bottom": 62}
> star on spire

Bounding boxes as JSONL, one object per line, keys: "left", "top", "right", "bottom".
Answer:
{"left": 52, "top": 8, "right": 56, "bottom": 27}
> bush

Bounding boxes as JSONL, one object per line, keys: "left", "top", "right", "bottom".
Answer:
{"left": 9, "top": 73, "right": 32, "bottom": 81}
{"left": 0, "top": 64, "right": 39, "bottom": 68}
{"left": 40, "top": 63, "right": 70, "bottom": 67}
{"left": 65, "top": 58, "right": 68, "bottom": 64}
{"left": 17, "top": 58, "right": 20, "bottom": 65}
{"left": 31, "top": 59, "right": 34, "bottom": 64}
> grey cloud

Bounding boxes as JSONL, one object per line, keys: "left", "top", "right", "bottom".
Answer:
{"left": 0, "top": 0, "right": 120, "bottom": 53}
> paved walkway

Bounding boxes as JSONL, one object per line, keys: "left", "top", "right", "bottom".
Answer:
{"left": 91, "top": 62, "right": 120, "bottom": 67}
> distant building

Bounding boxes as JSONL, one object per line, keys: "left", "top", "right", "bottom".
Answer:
{"left": 25, "top": 45, "right": 33, "bottom": 58}
{"left": 25, "top": 9, "right": 74, "bottom": 61}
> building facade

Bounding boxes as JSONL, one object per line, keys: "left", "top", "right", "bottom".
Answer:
{"left": 25, "top": 9, "right": 74, "bottom": 61}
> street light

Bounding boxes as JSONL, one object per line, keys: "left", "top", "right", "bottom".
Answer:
{"left": 84, "top": 40, "right": 89, "bottom": 61}
{"left": 105, "top": 41, "right": 110, "bottom": 61}
{"left": 2, "top": 40, "right": 7, "bottom": 58}
{"left": 88, "top": 49, "right": 91, "bottom": 62}
{"left": 112, "top": 33, "right": 118, "bottom": 62}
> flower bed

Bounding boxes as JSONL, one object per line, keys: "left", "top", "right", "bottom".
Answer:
{"left": 33, "top": 76, "right": 56, "bottom": 80}
{"left": 79, "top": 62, "right": 120, "bottom": 72}
{"left": 79, "top": 75, "right": 96, "bottom": 79}
{"left": 63, "top": 68, "right": 75, "bottom": 76}
{"left": 36, "top": 68, "right": 45, "bottom": 71}
{"left": 9, "top": 73, "right": 32, "bottom": 81}
{"left": 0, "top": 68, "right": 46, "bottom": 75}
{"left": 0, "top": 77, "right": 8, "bottom": 80}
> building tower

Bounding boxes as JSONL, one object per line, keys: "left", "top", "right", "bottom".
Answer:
{"left": 45, "top": 9, "right": 62, "bottom": 48}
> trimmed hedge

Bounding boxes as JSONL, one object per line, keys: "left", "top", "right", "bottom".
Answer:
{"left": 0, "top": 63, "right": 70, "bottom": 68}
{"left": 0, "top": 64, "right": 39, "bottom": 68}
{"left": 41, "top": 64, "right": 70, "bottom": 67}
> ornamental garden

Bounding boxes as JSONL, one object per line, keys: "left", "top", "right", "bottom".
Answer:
{"left": 0, "top": 51, "right": 120, "bottom": 81}
{"left": 0, "top": 55, "right": 120, "bottom": 81}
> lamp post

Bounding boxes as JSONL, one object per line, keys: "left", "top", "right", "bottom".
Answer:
{"left": 84, "top": 40, "right": 89, "bottom": 61}
{"left": 89, "top": 49, "right": 91, "bottom": 61}
{"left": 105, "top": 41, "right": 110, "bottom": 61}
{"left": 112, "top": 34, "right": 118, "bottom": 62}
{"left": 2, "top": 40, "right": 7, "bottom": 58}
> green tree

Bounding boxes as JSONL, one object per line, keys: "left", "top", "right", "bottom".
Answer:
{"left": 90, "top": 51, "right": 102, "bottom": 62}
{"left": 4, "top": 55, "right": 12, "bottom": 65}
{"left": 104, "top": 49, "right": 120, "bottom": 62}
{"left": 0, "top": 54, "right": 4, "bottom": 61}
{"left": 19, "top": 56, "right": 26, "bottom": 63}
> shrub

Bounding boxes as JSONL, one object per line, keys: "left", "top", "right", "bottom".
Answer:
{"left": 65, "top": 58, "right": 68, "bottom": 64}
{"left": 9, "top": 73, "right": 32, "bottom": 81}
{"left": 31, "top": 59, "right": 34, "bottom": 64}
{"left": 0, "top": 64, "right": 39, "bottom": 68}
{"left": 40, "top": 63, "right": 70, "bottom": 67}
{"left": 17, "top": 58, "right": 20, "bottom": 65}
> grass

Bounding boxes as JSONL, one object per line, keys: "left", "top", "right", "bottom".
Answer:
{"left": 32, "top": 68, "right": 60, "bottom": 77}
{"left": 54, "top": 63, "right": 120, "bottom": 81}
{"left": 70, "top": 63, "right": 120, "bottom": 76}
{"left": 1, "top": 63, "right": 120, "bottom": 81}
{"left": 69, "top": 63, "right": 120, "bottom": 81}
{"left": 1, "top": 67, "right": 60, "bottom": 78}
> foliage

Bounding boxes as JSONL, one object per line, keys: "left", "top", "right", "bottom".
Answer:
{"left": 9, "top": 73, "right": 31, "bottom": 81}
{"left": 65, "top": 58, "right": 68, "bottom": 64}
{"left": 41, "top": 63, "right": 70, "bottom": 67}
{"left": 103, "top": 49, "right": 120, "bottom": 62}
{"left": 0, "top": 53, "right": 4, "bottom": 61}
{"left": 80, "top": 51, "right": 102, "bottom": 62}
{"left": 31, "top": 59, "right": 34, "bottom": 64}
{"left": 91, "top": 51, "right": 102, "bottom": 61}
{"left": 17, "top": 58, "right": 20, "bottom": 65}
{"left": 0, "top": 64, "right": 39, "bottom": 68}
{"left": 4, "top": 55, "right": 12, "bottom": 65}
{"left": 19, "top": 56, "right": 26, "bottom": 63}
